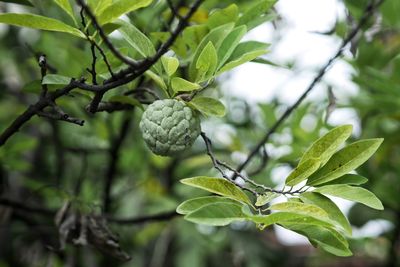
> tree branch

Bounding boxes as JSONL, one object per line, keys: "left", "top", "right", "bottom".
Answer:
{"left": 107, "top": 211, "right": 177, "bottom": 225}
{"left": 0, "top": 0, "right": 204, "bottom": 146}
{"left": 234, "top": 0, "right": 385, "bottom": 175}
{"left": 0, "top": 198, "right": 55, "bottom": 216}
{"left": 77, "top": 0, "right": 140, "bottom": 68}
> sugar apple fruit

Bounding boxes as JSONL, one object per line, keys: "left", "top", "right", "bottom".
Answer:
{"left": 139, "top": 99, "right": 201, "bottom": 156}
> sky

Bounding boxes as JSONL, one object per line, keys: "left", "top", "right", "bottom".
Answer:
{"left": 225, "top": 0, "right": 392, "bottom": 245}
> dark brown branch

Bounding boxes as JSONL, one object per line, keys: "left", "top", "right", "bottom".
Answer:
{"left": 93, "top": 101, "right": 135, "bottom": 113}
{"left": 77, "top": 0, "right": 139, "bottom": 68}
{"left": 37, "top": 110, "right": 85, "bottom": 126}
{"left": 166, "top": 0, "right": 183, "bottom": 20}
{"left": 125, "top": 87, "right": 161, "bottom": 101}
{"left": 0, "top": 198, "right": 55, "bottom": 216}
{"left": 248, "top": 146, "right": 269, "bottom": 176}
{"left": 39, "top": 54, "right": 48, "bottom": 98}
{"left": 235, "top": 0, "right": 385, "bottom": 175}
{"left": 107, "top": 211, "right": 177, "bottom": 225}
{"left": 80, "top": 7, "right": 98, "bottom": 85}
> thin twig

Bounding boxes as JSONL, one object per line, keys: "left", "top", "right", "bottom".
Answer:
{"left": 39, "top": 54, "right": 48, "bottom": 98}
{"left": 107, "top": 211, "right": 177, "bottom": 225}
{"left": 77, "top": 0, "right": 140, "bottom": 68}
{"left": 0, "top": 198, "right": 55, "bottom": 216}
{"left": 80, "top": 7, "right": 98, "bottom": 85}
{"left": 166, "top": 0, "right": 183, "bottom": 20}
{"left": 37, "top": 110, "right": 84, "bottom": 126}
{"left": 200, "top": 132, "right": 258, "bottom": 196}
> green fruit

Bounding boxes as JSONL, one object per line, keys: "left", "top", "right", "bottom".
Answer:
{"left": 139, "top": 99, "right": 201, "bottom": 156}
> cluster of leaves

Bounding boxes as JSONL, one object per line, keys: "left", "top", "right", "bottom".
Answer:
{"left": 178, "top": 125, "right": 383, "bottom": 256}
{"left": 0, "top": 0, "right": 275, "bottom": 119}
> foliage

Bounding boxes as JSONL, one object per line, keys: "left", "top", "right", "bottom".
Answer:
{"left": 0, "top": 0, "right": 397, "bottom": 266}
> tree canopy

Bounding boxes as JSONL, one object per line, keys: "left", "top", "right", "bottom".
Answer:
{"left": 0, "top": 0, "right": 399, "bottom": 266}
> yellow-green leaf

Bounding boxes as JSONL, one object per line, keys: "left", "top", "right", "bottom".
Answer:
{"left": 255, "top": 192, "right": 278, "bottom": 207}
{"left": 184, "top": 202, "right": 247, "bottom": 226}
{"left": 300, "top": 125, "right": 353, "bottom": 166}
{"left": 98, "top": 0, "right": 153, "bottom": 24}
{"left": 314, "top": 185, "right": 384, "bottom": 210}
{"left": 195, "top": 41, "right": 218, "bottom": 82}
{"left": 281, "top": 224, "right": 352, "bottom": 257}
{"left": 190, "top": 97, "right": 226, "bottom": 117}
{"left": 307, "top": 138, "right": 383, "bottom": 186}
{"left": 181, "top": 176, "right": 252, "bottom": 205}
{"left": 269, "top": 201, "right": 330, "bottom": 220}
{"left": 300, "top": 192, "right": 352, "bottom": 235}
{"left": 0, "top": 13, "right": 85, "bottom": 38}
{"left": 54, "top": 0, "right": 77, "bottom": 25}
{"left": 177, "top": 196, "right": 240, "bottom": 215}
{"left": 285, "top": 158, "right": 321, "bottom": 186}
{"left": 161, "top": 56, "right": 179, "bottom": 77}
{"left": 171, "top": 77, "right": 201, "bottom": 93}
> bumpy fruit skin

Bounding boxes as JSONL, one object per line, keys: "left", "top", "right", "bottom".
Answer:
{"left": 139, "top": 99, "right": 201, "bottom": 156}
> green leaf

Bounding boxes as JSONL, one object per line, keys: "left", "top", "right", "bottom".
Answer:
{"left": 251, "top": 57, "right": 282, "bottom": 67}
{"left": 0, "top": 13, "right": 86, "bottom": 38}
{"left": 102, "top": 22, "right": 122, "bottom": 35}
{"left": 217, "top": 41, "right": 269, "bottom": 74}
{"left": 218, "top": 50, "right": 267, "bottom": 74}
{"left": 177, "top": 196, "right": 240, "bottom": 215}
{"left": 217, "top": 25, "right": 247, "bottom": 69}
{"left": 307, "top": 138, "right": 383, "bottom": 185}
{"left": 97, "top": 0, "right": 153, "bottom": 24}
{"left": 314, "top": 185, "right": 384, "bottom": 210}
{"left": 300, "top": 125, "right": 353, "bottom": 166}
{"left": 182, "top": 25, "right": 208, "bottom": 53}
{"left": 251, "top": 212, "right": 334, "bottom": 229}
{"left": 237, "top": 0, "right": 276, "bottom": 30}
{"left": 115, "top": 19, "right": 155, "bottom": 57}
{"left": 189, "top": 23, "right": 235, "bottom": 81}
{"left": 171, "top": 77, "right": 201, "bottom": 93}
{"left": 161, "top": 56, "right": 179, "bottom": 77}
{"left": 207, "top": 4, "right": 239, "bottom": 29}
{"left": 89, "top": 0, "right": 112, "bottom": 14}
{"left": 230, "top": 41, "right": 269, "bottom": 58}
{"left": 255, "top": 192, "right": 278, "bottom": 207}
{"left": 184, "top": 202, "right": 247, "bottom": 226}
{"left": 115, "top": 19, "right": 162, "bottom": 74}
{"left": 42, "top": 74, "right": 71, "bottom": 85}
{"left": 195, "top": 41, "right": 218, "bottom": 82}
{"left": 190, "top": 97, "right": 226, "bottom": 117}
{"left": 285, "top": 158, "right": 321, "bottom": 186}
{"left": 54, "top": 0, "right": 77, "bottom": 25}
{"left": 269, "top": 202, "right": 330, "bottom": 220}
{"left": 145, "top": 70, "right": 167, "bottom": 92}
{"left": 108, "top": 95, "right": 143, "bottom": 110}
{"left": 282, "top": 224, "right": 352, "bottom": 257}
{"left": 300, "top": 192, "right": 352, "bottom": 235}
{"left": 180, "top": 176, "right": 252, "bottom": 205}
{"left": 320, "top": 174, "right": 368, "bottom": 186}
{"left": 1, "top": 0, "right": 33, "bottom": 6}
